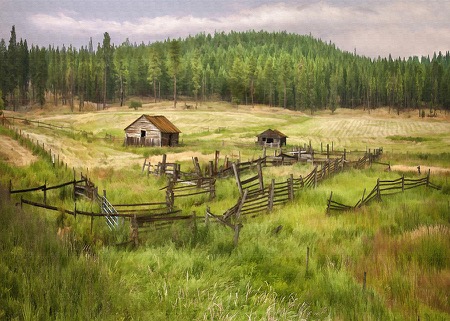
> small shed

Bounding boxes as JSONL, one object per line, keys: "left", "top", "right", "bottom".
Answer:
{"left": 256, "top": 129, "right": 287, "bottom": 147}
{"left": 124, "top": 115, "right": 181, "bottom": 147}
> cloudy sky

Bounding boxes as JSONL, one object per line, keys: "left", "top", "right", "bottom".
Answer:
{"left": 1, "top": 0, "right": 449, "bottom": 58}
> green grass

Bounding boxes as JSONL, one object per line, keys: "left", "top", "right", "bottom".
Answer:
{"left": 1, "top": 105, "right": 449, "bottom": 320}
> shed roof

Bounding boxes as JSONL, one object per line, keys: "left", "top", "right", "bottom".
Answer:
{"left": 125, "top": 115, "right": 181, "bottom": 133}
{"left": 257, "top": 129, "right": 287, "bottom": 138}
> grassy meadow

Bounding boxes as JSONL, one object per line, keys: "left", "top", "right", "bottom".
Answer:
{"left": 0, "top": 101, "right": 449, "bottom": 320}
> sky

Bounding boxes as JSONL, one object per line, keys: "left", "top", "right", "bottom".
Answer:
{"left": 1, "top": 0, "right": 449, "bottom": 59}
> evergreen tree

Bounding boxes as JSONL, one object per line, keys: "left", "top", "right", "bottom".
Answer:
{"left": 167, "top": 39, "right": 181, "bottom": 108}
{"left": 7, "top": 26, "right": 19, "bottom": 110}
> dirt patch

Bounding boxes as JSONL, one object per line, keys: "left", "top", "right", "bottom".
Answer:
{"left": 0, "top": 135, "right": 38, "bottom": 166}
{"left": 390, "top": 164, "right": 450, "bottom": 174}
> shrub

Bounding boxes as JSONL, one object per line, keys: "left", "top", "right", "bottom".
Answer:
{"left": 129, "top": 101, "right": 142, "bottom": 110}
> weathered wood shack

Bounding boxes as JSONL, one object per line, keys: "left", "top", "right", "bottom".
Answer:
{"left": 256, "top": 129, "right": 287, "bottom": 147}
{"left": 124, "top": 115, "right": 181, "bottom": 147}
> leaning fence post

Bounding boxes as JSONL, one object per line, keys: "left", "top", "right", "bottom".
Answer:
{"left": 232, "top": 162, "right": 243, "bottom": 195}
{"left": 326, "top": 191, "right": 333, "bottom": 215}
{"left": 376, "top": 178, "right": 381, "bottom": 200}
{"left": 233, "top": 223, "right": 243, "bottom": 247}
{"left": 360, "top": 188, "right": 366, "bottom": 207}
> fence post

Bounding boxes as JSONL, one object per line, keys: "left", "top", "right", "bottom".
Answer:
{"left": 376, "top": 178, "right": 381, "bottom": 201}
{"left": 8, "top": 179, "right": 12, "bottom": 200}
{"left": 326, "top": 191, "right": 333, "bottom": 215}
{"left": 214, "top": 150, "right": 220, "bottom": 175}
{"left": 426, "top": 169, "right": 430, "bottom": 187}
{"left": 401, "top": 174, "right": 405, "bottom": 192}
{"left": 360, "top": 188, "right": 366, "bottom": 207}
{"left": 235, "top": 189, "right": 248, "bottom": 222}
{"left": 257, "top": 161, "right": 264, "bottom": 193}
{"left": 166, "top": 180, "right": 174, "bottom": 211}
{"left": 268, "top": 179, "right": 275, "bottom": 212}
{"left": 209, "top": 161, "right": 214, "bottom": 177}
{"left": 288, "top": 174, "right": 294, "bottom": 201}
{"left": 299, "top": 175, "right": 304, "bottom": 188}
{"left": 314, "top": 166, "right": 318, "bottom": 188}
{"left": 142, "top": 158, "right": 147, "bottom": 173}
{"left": 232, "top": 162, "right": 243, "bottom": 195}
{"left": 233, "top": 223, "right": 243, "bottom": 247}
{"left": 161, "top": 154, "right": 167, "bottom": 176}
{"left": 326, "top": 144, "right": 329, "bottom": 159}
{"left": 209, "top": 178, "right": 216, "bottom": 200}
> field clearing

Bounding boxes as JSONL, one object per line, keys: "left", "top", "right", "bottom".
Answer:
{"left": 2, "top": 102, "right": 450, "bottom": 171}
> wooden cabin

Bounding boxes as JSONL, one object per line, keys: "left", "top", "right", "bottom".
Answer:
{"left": 124, "top": 115, "right": 181, "bottom": 147}
{"left": 256, "top": 129, "right": 287, "bottom": 147}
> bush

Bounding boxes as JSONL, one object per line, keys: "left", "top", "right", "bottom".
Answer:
{"left": 129, "top": 101, "right": 142, "bottom": 110}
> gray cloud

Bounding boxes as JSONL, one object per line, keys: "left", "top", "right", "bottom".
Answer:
{"left": 1, "top": 0, "right": 449, "bottom": 58}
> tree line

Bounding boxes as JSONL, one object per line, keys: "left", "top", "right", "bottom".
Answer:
{"left": 1, "top": 26, "right": 449, "bottom": 113}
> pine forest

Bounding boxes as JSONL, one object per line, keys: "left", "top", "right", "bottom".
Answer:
{"left": 1, "top": 26, "right": 450, "bottom": 113}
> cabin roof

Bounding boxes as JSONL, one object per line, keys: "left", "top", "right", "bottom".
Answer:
{"left": 124, "top": 115, "right": 181, "bottom": 133}
{"left": 257, "top": 129, "right": 288, "bottom": 138}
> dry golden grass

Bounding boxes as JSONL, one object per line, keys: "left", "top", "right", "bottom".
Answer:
{"left": 3, "top": 102, "right": 450, "bottom": 171}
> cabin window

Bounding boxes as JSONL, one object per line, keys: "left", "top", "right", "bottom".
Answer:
{"left": 266, "top": 138, "right": 273, "bottom": 143}
{"left": 141, "top": 130, "right": 146, "bottom": 138}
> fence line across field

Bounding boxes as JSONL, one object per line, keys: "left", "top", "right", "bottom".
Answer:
{"left": 326, "top": 170, "right": 441, "bottom": 213}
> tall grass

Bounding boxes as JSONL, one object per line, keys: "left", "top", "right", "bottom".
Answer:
{"left": 1, "top": 106, "right": 449, "bottom": 319}
{"left": 0, "top": 189, "right": 132, "bottom": 320}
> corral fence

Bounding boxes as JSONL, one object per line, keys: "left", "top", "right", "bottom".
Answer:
{"left": 207, "top": 149, "right": 385, "bottom": 245}
{"left": 326, "top": 169, "right": 442, "bottom": 213}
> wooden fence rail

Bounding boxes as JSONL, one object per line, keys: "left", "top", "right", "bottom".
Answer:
{"left": 326, "top": 170, "right": 441, "bottom": 214}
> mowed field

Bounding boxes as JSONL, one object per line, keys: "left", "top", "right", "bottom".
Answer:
{"left": 2, "top": 102, "right": 450, "bottom": 171}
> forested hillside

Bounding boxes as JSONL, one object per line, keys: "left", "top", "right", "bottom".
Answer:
{"left": 1, "top": 26, "right": 450, "bottom": 112}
